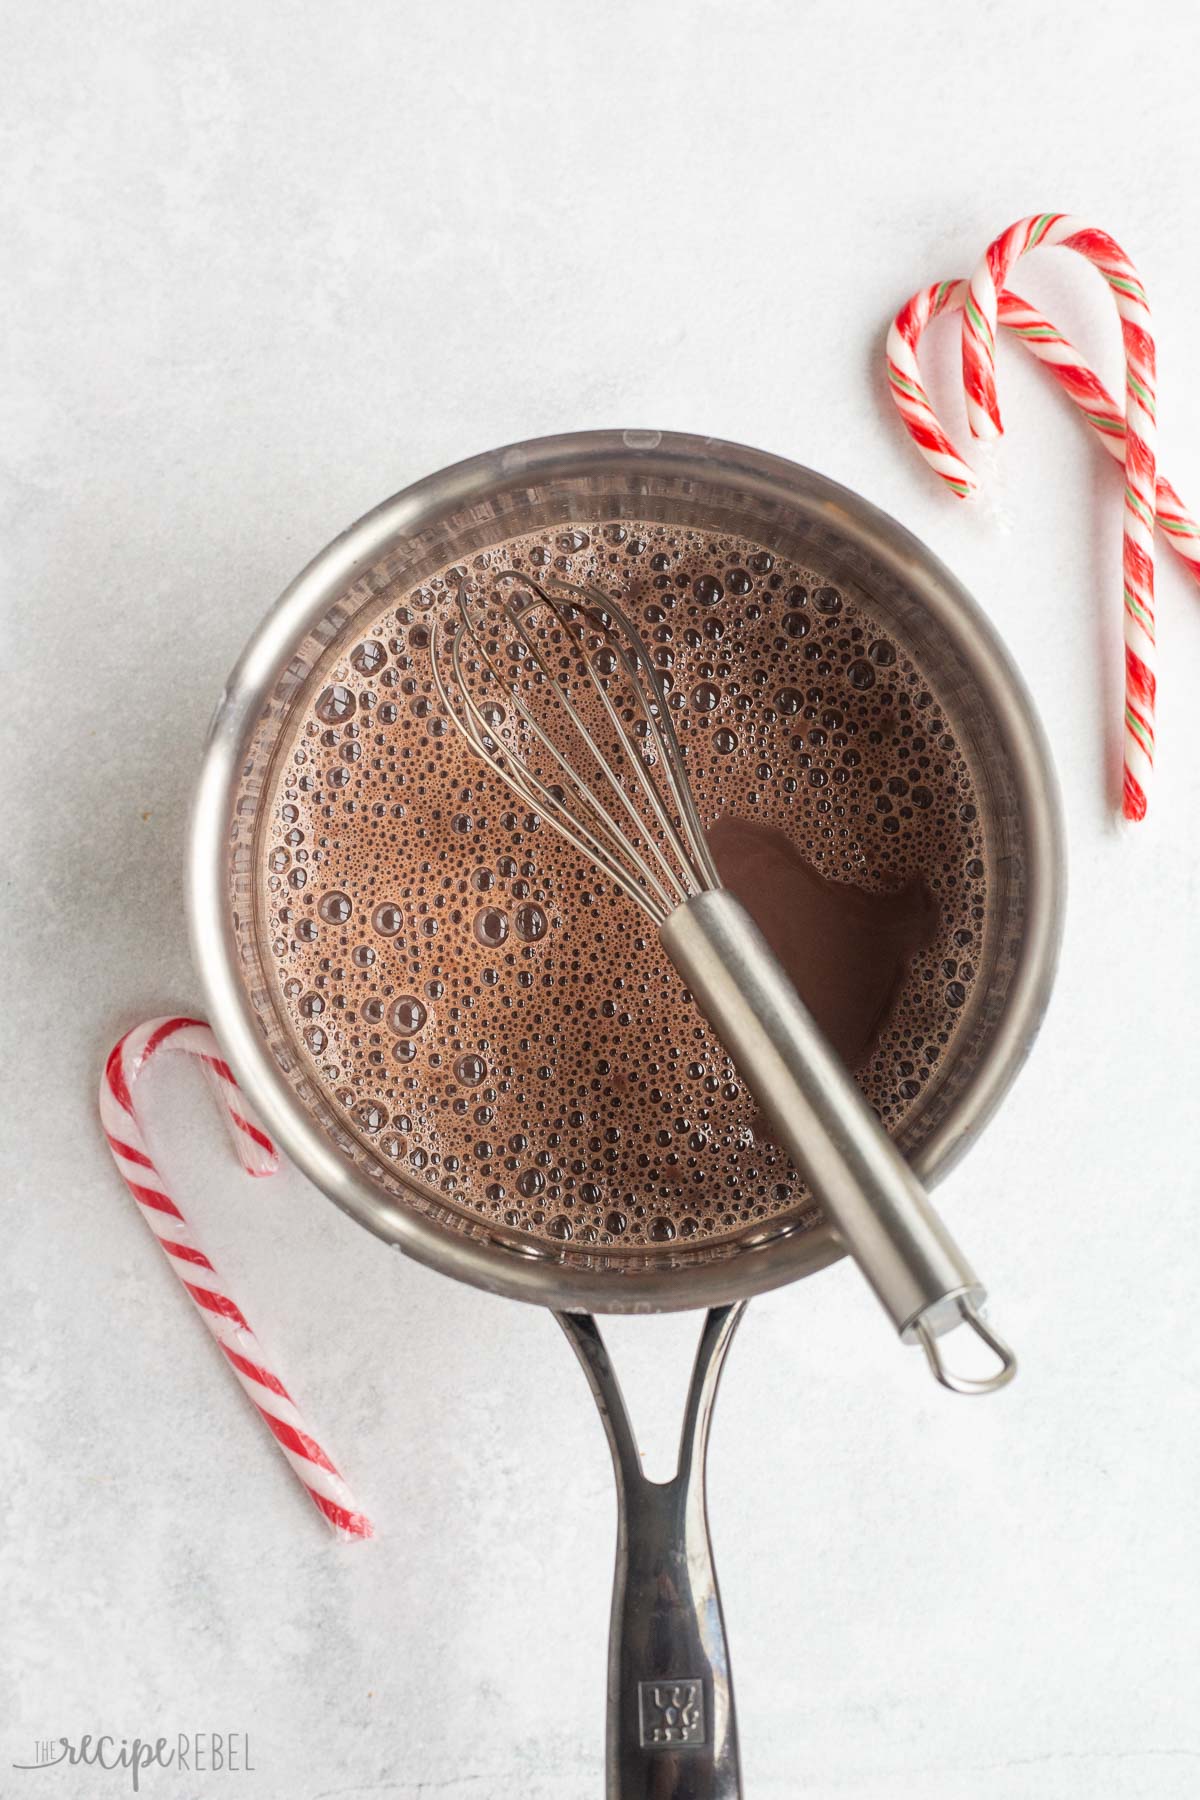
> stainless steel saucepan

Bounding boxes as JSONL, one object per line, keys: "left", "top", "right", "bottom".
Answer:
{"left": 188, "top": 430, "right": 1064, "bottom": 1799}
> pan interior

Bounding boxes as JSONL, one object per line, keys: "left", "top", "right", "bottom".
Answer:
{"left": 221, "top": 450, "right": 1035, "bottom": 1297}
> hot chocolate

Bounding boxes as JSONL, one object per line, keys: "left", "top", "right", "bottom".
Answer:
{"left": 257, "top": 521, "right": 988, "bottom": 1253}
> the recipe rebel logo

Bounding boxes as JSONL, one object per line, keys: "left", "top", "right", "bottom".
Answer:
{"left": 12, "top": 1733, "right": 254, "bottom": 1790}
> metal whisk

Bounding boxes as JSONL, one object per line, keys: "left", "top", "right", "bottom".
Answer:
{"left": 431, "top": 570, "right": 1015, "bottom": 1393}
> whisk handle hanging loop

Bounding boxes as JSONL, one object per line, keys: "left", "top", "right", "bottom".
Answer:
{"left": 660, "top": 890, "right": 1015, "bottom": 1393}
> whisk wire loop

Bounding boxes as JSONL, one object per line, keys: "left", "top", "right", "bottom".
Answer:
{"left": 500, "top": 587, "right": 692, "bottom": 913}
{"left": 443, "top": 602, "right": 676, "bottom": 921}
{"left": 430, "top": 570, "right": 722, "bottom": 927}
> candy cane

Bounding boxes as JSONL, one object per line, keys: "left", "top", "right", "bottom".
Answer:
{"left": 887, "top": 278, "right": 982, "bottom": 500}
{"left": 101, "top": 1015, "right": 373, "bottom": 1539}
{"left": 888, "top": 215, "right": 1176, "bottom": 821}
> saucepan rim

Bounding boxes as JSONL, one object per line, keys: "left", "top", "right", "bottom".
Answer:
{"left": 186, "top": 428, "right": 1065, "bottom": 1313}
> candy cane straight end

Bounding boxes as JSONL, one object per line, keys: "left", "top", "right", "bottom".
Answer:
{"left": 323, "top": 1499, "right": 376, "bottom": 1542}
{"left": 1123, "top": 770, "right": 1149, "bottom": 823}
{"left": 101, "top": 1015, "right": 374, "bottom": 1540}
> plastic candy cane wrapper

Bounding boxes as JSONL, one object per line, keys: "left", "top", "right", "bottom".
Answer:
{"left": 887, "top": 212, "right": 1199, "bottom": 822}
{"left": 100, "top": 1015, "right": 373, "bottom": 1539}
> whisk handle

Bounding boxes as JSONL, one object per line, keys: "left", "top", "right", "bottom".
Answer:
{"left": 660, "top": 890, "right": 1014, "bottom": 1391}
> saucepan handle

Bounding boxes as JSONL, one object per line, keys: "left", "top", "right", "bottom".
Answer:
{"left": 557, "top": 1304, "right": 746, "bottom": 1800}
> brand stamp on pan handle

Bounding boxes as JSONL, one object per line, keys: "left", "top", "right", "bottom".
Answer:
{"left": 638, "top": 1679, "right": 705, "bottom": 1749}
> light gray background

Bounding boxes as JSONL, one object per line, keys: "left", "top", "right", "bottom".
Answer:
{"left": 4, "top": 4, "right": 1199, "bottom": 1797}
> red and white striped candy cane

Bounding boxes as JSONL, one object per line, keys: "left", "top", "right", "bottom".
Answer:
{"left": 887, "top": 278, "right": 984, "bottom": 501}
{"left": 966, "top": 216, "right": 1157, "bottom": 819}
{"left": 888, "top": 215, "right": 1176, "bottom": 822}
{"left": 101, "top": 1016, "right": 373, "bottom": 1539}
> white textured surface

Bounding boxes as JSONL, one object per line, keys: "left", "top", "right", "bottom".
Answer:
{"left": 4, "top": 3, "right": 1200, "bottom": 1796}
